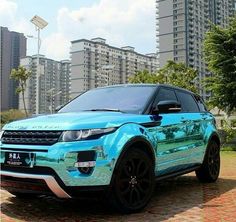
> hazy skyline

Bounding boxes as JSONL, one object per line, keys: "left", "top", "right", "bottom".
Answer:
{"left": 0, "top": 0, "right": 156, "bottom": 60}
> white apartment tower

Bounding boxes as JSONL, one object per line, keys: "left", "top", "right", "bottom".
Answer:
{"left": 19, "top": 55, "right": 71, "bottom": 114}
{"left": 156, "top": 0, "right": 235, "bottom": 98}
{"left": 70, "top": 38, "right": 159, "bottom": 98}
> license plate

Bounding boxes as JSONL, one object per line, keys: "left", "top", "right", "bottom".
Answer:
{"left": 4, "top": 152, "right": 35, "bottom": 167}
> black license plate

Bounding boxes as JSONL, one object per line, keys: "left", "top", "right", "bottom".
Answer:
{"left": 4, "top": 152, "right": 35, "bottom": 167}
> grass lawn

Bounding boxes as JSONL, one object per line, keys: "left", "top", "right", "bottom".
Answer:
{"left": 221, "top": 145, "right": 236, "bottom": 151}
{"left": 221, "top": 150, "right": 236, "bottom": 157}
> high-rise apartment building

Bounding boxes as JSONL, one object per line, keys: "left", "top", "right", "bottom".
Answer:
{"left": 0, "top": 27, "right": 26, "bottom": 111}
{"left": 20, "top": 55, "right": 70, "bottom": 114}
{"left": 70, "top": 37, "right": 158, "bottom": 98}
{"left": 156, "top": 0, "right": 235, "bottom": 98}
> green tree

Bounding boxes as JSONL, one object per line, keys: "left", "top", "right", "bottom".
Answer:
{"left": 129, "top": 61, "right": 198, "bottom": 93}
{"left": 204, "top": 17, "right": 236, "bottom": 115}
{"left": 11, "top": 66, "right": 31, "bottom": 116}
{"left": 129, "top": 69, "right": 160, "bottom": 84}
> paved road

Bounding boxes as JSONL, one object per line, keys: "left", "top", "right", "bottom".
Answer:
{"left": 1, "top": 152, "right": 236, "bottom": 222}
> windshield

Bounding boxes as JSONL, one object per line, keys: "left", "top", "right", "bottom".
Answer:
{"left": 59, "top": 86, "right": 156, "bottom": 114}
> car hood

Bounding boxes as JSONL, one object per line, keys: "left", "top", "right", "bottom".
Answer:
{"left": 3, "top": 112, "right": 155, "bottom": 131}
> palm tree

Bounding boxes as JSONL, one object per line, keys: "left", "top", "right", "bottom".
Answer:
{"left": 11, "top": 66, "right": 31, "bottom": 117}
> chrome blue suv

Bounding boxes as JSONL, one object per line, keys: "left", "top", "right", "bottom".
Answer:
{"left": 0, "top": 84, "right": 220, "bottom": 213}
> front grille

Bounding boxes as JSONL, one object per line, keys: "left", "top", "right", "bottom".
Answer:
{"left": 2, "top": 131, "right": 62, "bottom": 145}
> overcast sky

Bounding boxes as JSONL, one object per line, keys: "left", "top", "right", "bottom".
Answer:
{"left": 0, "top": 0, "right": 156, "bottom": 61}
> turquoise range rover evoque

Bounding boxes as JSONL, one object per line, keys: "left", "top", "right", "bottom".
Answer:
{"left": 0, "top": 84, "right": 220, "bottom": 213}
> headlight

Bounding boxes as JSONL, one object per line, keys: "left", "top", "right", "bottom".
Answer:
{"left": 59, "top": 127, "right": 117, "bottom": 142}
{"left": 0, "top": 130, "right": 4, "bottom": 141}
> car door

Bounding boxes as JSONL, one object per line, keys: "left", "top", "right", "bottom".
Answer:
{"left": 174, "top": 90, "right": 205, "bottom": 166}
{"left": 149, "top": 87, "right": 189, "bottom": 176}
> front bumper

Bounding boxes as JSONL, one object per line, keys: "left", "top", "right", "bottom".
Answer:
{"left": 1, "top": 170, "right": 71, "bottom": 198}
{"left": 0, "top": 138, "right": 115, "bottom": 197}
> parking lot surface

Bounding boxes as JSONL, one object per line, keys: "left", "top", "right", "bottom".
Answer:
{"left": 1, "top": 152, "right": 236, "bottom": 222}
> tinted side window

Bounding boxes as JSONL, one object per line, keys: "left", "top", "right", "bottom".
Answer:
{"left": 155, "top": 88, "right": 177, "bottom": 103}
{"left": 194, "top": 95, "right": 208, "bottom": 112}
{"left": 175, "top": 91, "right": 199, "bottom": 112}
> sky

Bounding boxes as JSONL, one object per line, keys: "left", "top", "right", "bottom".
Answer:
{"left": 0, "top": 0, "right": 156, "bottom": 61}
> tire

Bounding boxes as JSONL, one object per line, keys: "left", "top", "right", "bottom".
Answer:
{"left": 9, "top": 191, "right": 39, "bottom": 199}
{"left": 109, "top": 148, "right": 155, "bottom": 213}
{"left": 195, "top": 140, "right": 220, "bottom": 183}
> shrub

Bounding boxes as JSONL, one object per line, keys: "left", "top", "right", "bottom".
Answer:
{"left": 219, "top": 119, "right": 236, "bottom": 147}
{"left": 0, "top": 109, "right": 26, "bottom": 128}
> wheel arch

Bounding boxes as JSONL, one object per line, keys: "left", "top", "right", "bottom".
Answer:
{"left": 208, "top": 132, "right": 221, "bottom": 148}
{"left": 202, "top": 132, "right": 221, "bottom": 162}
{"left": 112, "top": 136, "right": 156, "bottom": 176}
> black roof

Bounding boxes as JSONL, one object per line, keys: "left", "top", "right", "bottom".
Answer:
{"left": 96, "top": 84, "right": 195, "bottom": 95}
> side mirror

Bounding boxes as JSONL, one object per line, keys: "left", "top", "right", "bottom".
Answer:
{"left": 154, "top": 100, "right": 181, "bottom": 114}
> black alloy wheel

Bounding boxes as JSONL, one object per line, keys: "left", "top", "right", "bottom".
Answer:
{"left": 110, "top": 148, "right": 155, "bottom": 213}
{"left": 196, "top": 140, "right": 220, "bottom": 183}
{"left": 208, "top": 141, "right": 220, "bottom": 178}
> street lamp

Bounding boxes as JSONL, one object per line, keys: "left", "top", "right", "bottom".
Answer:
{"left": 30, "top": 15, "right": 48, "bottom": 115}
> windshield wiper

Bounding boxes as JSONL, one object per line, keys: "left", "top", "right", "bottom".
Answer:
{"left": 84, "top": 108, "right": 124, "bottom": 113}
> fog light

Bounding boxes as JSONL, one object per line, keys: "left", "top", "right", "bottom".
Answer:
{"left": 74, "top": 161, "right": 96, "bottom": 168}
{"left": 76, "top": 151, "right": 96, "bottom": 175}
{"left": 75, "top": 161, "right": 96, "bottom": 174}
